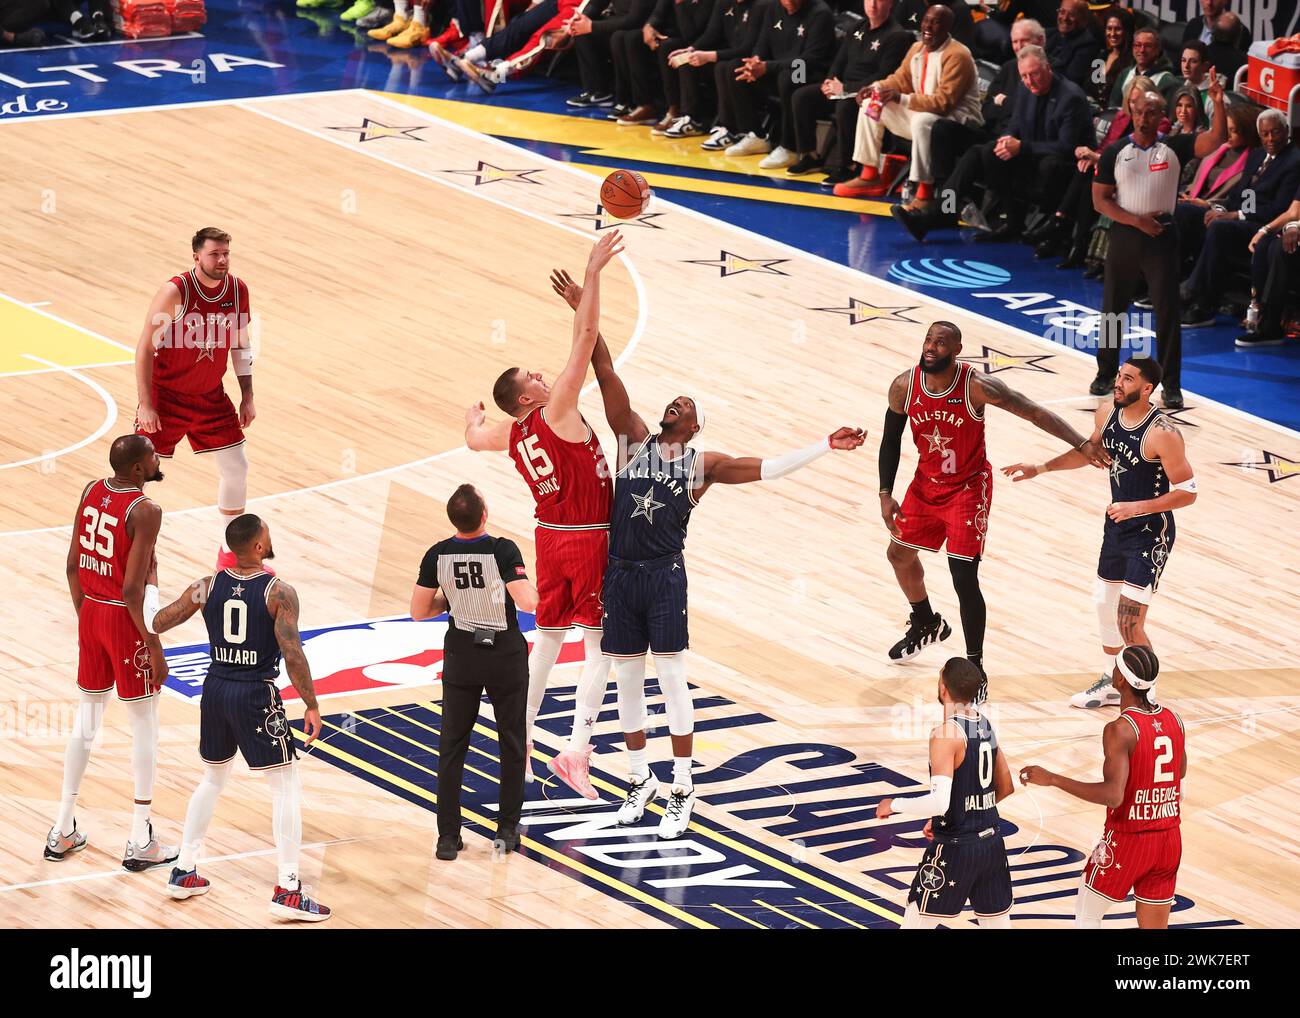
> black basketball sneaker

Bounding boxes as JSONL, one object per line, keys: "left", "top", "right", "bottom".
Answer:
{"left": 888, "top": 612, "right": 952, "bottom": 663}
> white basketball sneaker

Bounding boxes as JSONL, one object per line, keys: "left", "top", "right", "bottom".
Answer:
{"left": 1070, "top": 673, "right": 1120, "bottom": 709}
{"left": 617, "top": 772, "right": 661, "bottom": 825}
{"left": 122, "top": 821, "right": 179, "bottom": 872}
{"left": 658, "top": 785, "right": 696, "bottom": 840}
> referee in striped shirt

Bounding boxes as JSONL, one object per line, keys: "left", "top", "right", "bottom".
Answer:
{"left": 1090, "top": 73, "right": 1226, "bottom": 409}
{"left": 411, "top": 484, "right": 538, "bottom": 862}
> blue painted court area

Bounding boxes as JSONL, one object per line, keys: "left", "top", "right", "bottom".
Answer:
{"left": 3, "top": 0, "right": 1297, "bottom": 431}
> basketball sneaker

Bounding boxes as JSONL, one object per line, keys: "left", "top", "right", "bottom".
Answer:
{"left": 701, "top": 129, "right": 743, "bottom": 152}
{"left": 724, "top": 131, "right": 771, "bottom": 157}
{"left": 658, "top": 785, "right": 696, "bottom": 840}
{"left": 366, "top": 12, "right": 407, "bottom": 39}
{"left": 387, "top": 19, "right": 430, "bottom": 48}
{"left": 1070, "top": 673, "right": 1120, "bottom": 710}
{"left": 122, "top": 822, "right": 179, "bottom": 872}
{"left": 460, "top": 58, "right": 498, "bottom": 94}
{"left": 269, "top": 882, "right": 332, "bottom": 921}
{"left": 548, "top": 746, "right": 598, "bottom": 800}
{"left": 429, "top": 40, "right": 460, "bottom": 77}
{"left": 44, "top": 822, "right": 87, "bottom": 861}
{"left": 165, "top": 866, "right": 211, "bottom": 900}
{"left": 428, "top": 19, "right": 466, "bottom": 50}
{"left": 887, "top": 612, "right": 952, "bottom": 663}
{"left": 338, "top": 0, "right": 374, "bottom": 20}
{"left": 617, "top": 772, "right": 660, "bottom": 825}
{"left": 664, "top": 116, "right": 706, "bottom": 139}
{"left": 355, "top": 4, "right": 392, "bottom": 28}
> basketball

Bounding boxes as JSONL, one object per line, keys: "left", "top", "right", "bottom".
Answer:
{"left": 600, "top": 170, "right": 651, "bottom": 219}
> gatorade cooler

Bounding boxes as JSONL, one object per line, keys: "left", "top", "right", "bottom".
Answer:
{"left": 1237, "top": 41, "right": 1300, "bottom": 123}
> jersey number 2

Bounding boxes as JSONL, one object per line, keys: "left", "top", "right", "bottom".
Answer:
{"left": 1153, "top": 735, "right": 1175, "bottom": 783}
{"left": 516, "top": 435, "right": 554, "bottom": 482}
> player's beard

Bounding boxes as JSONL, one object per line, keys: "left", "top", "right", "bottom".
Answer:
{"left": 919, "top": 352, "right": 953, "bottom": 374}
{"left": 1114, "top": 389, "right": 1140, "bottom": 408}
{"left": 263, "top": 543, "right": 275, "bottom": 561}
{"left": 147, "top": 466, "right": 165, "bottom": 483}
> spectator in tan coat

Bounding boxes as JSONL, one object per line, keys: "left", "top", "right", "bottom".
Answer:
{"left": 834, "top": 4, "right": 981, "bottom": 201}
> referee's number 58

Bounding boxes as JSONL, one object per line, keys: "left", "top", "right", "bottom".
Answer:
{"left": 454, "top": 562, "right": 486, "bottom": 589}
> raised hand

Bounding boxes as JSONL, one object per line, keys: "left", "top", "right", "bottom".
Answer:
{"left": 1001, "top": 463, "right": 1040, "bottom": 482}
{"left": 550, "top": 268, "right": 582, "bottom": 309}
{"left": 828, "top": 426, "right": 866, "bottom": 450}
{"left": 586, "top": 229, "right": 625, "bottom": 274}
{"left": 465, "top": 401, "right": 486, "bottom": 428}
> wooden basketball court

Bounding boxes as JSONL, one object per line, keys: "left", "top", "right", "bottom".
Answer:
{"left": 1, "top": 89, "right": 1296, "bottom": 929}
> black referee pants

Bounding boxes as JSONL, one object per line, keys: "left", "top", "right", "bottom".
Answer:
{"left": 437, "top": 660, "right": 527, "bottom": 839}
{"left": 1099, "top": 222, "right": 1182, "bottom": 391}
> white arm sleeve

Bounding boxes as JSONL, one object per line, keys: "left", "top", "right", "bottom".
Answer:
{"left": 143, "top": 584, "right": 161, "bottom": 635}
{"left": 232, "top": 347, "right": 254, "bottom": 376}
{"left": 888, "top": 775, "right": 953, "bottom": 818}
{"left": 759, "top": 436, "right": 831, "bottom": 481}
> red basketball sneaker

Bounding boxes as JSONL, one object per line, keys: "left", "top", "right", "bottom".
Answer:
{"left": 548, "top": 746, "right": 598, "bottom": 800}
{"left": 165, "top": 866, "right": 211, "bottom": 900}
{"left": 269, "top": 883, "right": 331, "bottom": 922}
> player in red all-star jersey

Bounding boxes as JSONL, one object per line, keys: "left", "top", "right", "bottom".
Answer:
{"left": 465, "top": 231, "right": 623, "bottom": 801}
{"left": 134, "top": 226, "right": 258, "bottom": 573}
{"left": 1020, "top": 645, "right": 1187, "bottom": 929}
{"left": 876, "top": 321, "right": 1110, "bottom": 700}
{"left": 44, "top": 434, "right": 179, "bottom": 873}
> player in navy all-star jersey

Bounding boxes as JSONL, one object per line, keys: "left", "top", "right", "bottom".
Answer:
{"left": 149, "top": 514, "right": 331, "bottom": 921}
{"left": 1003, "top": 357, "right": 1197, "bottom": 709}
{"left": 878, "top": 658, "right": 1015, "bottom": 928}
{"left": 550, "top": 268, "right": 865, "bottom": 839}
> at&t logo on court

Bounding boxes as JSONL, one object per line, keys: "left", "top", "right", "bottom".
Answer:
{"left": 889, "top": 259, "right": 1011, "bottom": 290}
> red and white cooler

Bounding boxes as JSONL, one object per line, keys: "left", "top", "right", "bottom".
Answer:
{"left": 1237, "top": 41, "right": 1300, "bottom": 124}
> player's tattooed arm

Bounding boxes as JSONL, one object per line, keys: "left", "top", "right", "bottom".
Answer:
{"left": 975, "top": 373, "right": 1110, "bottom": 469}
{"left": 1004, "top": 403, "right": 1108, "bottom": 481}
{"left": 268, "top": 580, "right": 323, "bottom": 746}
{"left": 1125, "top": 417, "right": 1197, "bottom": 515}
{"left": 152, "top": 577, "right": 212, "bottom": 634}
{"left": 1020, "top": 719, "right": 1134, "bottom": 807}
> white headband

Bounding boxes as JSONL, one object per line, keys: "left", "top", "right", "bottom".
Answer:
{"left": 1116, "top": 650, "right": 1156, "bottom": 690}
{"left": 692, "top": 398, "right": 705, "bottom": 431}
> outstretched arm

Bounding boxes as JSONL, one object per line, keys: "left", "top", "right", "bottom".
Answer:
{"left": 1003, "top": 401, "right": 1109, "bottom": 481}
{"left": 152, "top": 577, "right": 212, "bottom": 634}
{"left": 1020, "top": 720, "right": 1133, "bottom": 809}
{"left": 267, "top": 580, "right": 322, "bottom": 747}
{"left": 973, "top": 372, "right": 1108, "bottom": 468}
{"left": 545, "top": 232, "right": 625, "bottom": 441}
{"left": 549, "top": 268, "right": 649, "bottom": 452}
{"left": 694, "top": 427, "right": 865, "bottom": 500}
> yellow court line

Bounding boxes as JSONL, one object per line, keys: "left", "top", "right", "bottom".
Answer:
{"left": 316, "top": 718, "right": 475, "bottom": 795}
{"left": 390, "top": 703, "right": 509, "bottom": 769}
{"left": 362, "top": 709, "right": 499, "bottom": 786}
{"left": 755, "top": 898, "right": 820, "bottom": 930}
{"left": 713, "top": 904, "right": 768, "bottom": 929}
{"left": 414, "top": 701, "right": 904, "bottom": 923}
{"left": 796, "top": 896, "right": 867, "bottom": 930}
{"left": 295, "top": 726, "right": 714, "bottom": 929}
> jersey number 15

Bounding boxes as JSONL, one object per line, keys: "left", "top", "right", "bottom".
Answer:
{"left": 516, "top": 435, "right": 554, "bottom": 483}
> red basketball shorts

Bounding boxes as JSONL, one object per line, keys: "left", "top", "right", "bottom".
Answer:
{"left": 77, "top": 598, "right": 156, "bottom": 701}
{"left": 534, "top": 527, "right": 607, "bottom": 630}
{"left": 894, "top": 467, "right": 992, "bottom": 561}
{"left": 141, "top": 384, "right": 244, "bottom": 457}
{"left": 1083, "top": 826, "right": 1182, "bottom": 906}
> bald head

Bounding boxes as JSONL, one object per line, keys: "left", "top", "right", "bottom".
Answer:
{"left": 920, "top": 4, "right": 953, "bottom": 49}
{"left": 108, "top": 434, "right": 163, "bottom": 485}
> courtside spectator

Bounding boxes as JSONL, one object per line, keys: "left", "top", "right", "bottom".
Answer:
{"left": 1205, "top": 12, "right": 1248, "bottom": 84}
{"left": 785, "top": 0, "right": 910, "bottom": 179}
{"left": 1091, "top": 7, "right": 1133, "bottom": 108}
{"left": 971, "top": 0, "right": 1055, "bottom": 64}
{"left": 566, "top": 0, "right": 658, "bottom": 115}
{"left": 1110, "top": 26, "right": 1178, "bottom": 107}
{"left": 628, "top": 0, "right": 719, "bottom": 134}
{"left": 897, "top": 0, "right": 973, "bottom": 48}
{"left": 1241, "top": 195, "right": 1300, "bottom": 348}
{"left": 694, "top": 0, "right": 768, "bottom": 150}
{"left": 1183, "top": 0, "right": 1251, "bottom": 50}
{"left": 1045, "top": 0, "right": 1099, "bottom": 90}
{"left": 834, "top": 5, "right": 980, "bottom": 202}
{"left": 658, "top": 0, "right": 759, "bottom": 140}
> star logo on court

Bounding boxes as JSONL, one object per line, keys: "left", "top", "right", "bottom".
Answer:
{"left": 922, "top": 427, "right": 951, "bottom": 454}
{"left": 684, "top": 250, "right": 789, "bottom": 276}
{"left": 231, "top": 583, "right": 245, "bottom": 597}
{"left": 1109, "top": 459, "right": 1126, "bottom": 482}
{"left": 100, "top": 496, "right": 112, "bottom": 508}
{"left": 630, "top": 486, "right": 666, "bottom": 524}
{"left": 444, "top": 161, "right": 546, "bottom": 186}
{"left": 557, "top": 204, "right": 665, "bottom": 230}
{"left": 957, "top": 345, "right": 1056, "bottom": 374}
{"left": 326, "top": 119, "right": 428, "bottom": 143}
{"left": 811, "top": 297, "right": 919, "bottom": 325}
{"left": 1221, "top": 450, "right": 1300, "bottom": 483}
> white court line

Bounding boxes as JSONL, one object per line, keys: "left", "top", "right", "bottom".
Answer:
{"left": 0, "top": 87, "right": 360, "bottom": 126}
{"left": 0, "top": 837, "right": 357, "bottom": 893}
{"left": 0, "top": 358, "right": 132, "bottom": 379}
{"left": 0, "top": 290, "right": 133, "bottom": 354}
{"left": 17, "top": 31, "right": 204, "bottom": 53}
{"left": 0, "top": 355, "right": 118, "bottom": 471}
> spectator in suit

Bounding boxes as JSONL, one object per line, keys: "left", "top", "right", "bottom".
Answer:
{"left": 691, "top": 0, "right": 770, "bottom": 150}
{"left": 971, "top": 0, "right": 1056, "bottom": 64}
{"left": 1045, "top": 0, "right": 1099, "bottom": 91}
{"left": 628, "top": 0, "right": 718, "bottom": 134}
{"left": 715, "top": 0, "right": 837, "bottom": 162}
{"left": 834, "top": 4, "right": 981, "bottom": 201}
{"left": 1240, "top": 192, "right": 1300, "bottom": 348}
{"left": 1183, "top": 0, "right": 1251, "bottom": 51}
{"left": 1091, "top": 7, "right": 1134, "bottom": 108}
{"left": 785, "top": 0, "right": 911, "bottom": 180}
{"left": 928, "top": 16, "right": 1044, "bottom": 189}
{"left": 1110, "top": 27, "right": 1179, "bottom": 108}
{"left": 1182, "top": 110, "right": 1300, "bottom": 328}
{"left": 1205, "top": 12, "right": 1248, "bottom": 86}
{"left": 566, "top": 0, "right": 659, "bottom": 114}
{"left": 894, "top": 44, "right": 1090, "bottom": 240}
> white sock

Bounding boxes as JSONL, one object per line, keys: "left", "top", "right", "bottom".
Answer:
{"left": 178, "top": 760, "right": 232, "bottom": 870}
{"left": 394, "top": 0, "right": 409, "bottom": 17}
{"left": 567, "top": 631, "right": 608, "bottom": 753}
{"left": 979, "top": 912, "right": 1011, "bottom": 929}
{"left": 265, "top": 763, "right": 303, "bottom": 889}
{"left": 413, "top": 4, "right": 426, "bottom": 25}
{"left": 672, "top": 756, "right": 693, "bottom": 789}
{"left": 125, "top": 696, "right": 159, "bottom": 844}
{"left": 900, "top": 902, "right": 940, "bottom": 930}
{"left": 525, "top": 630, "right": 565, "bottom": 742}
{"left": 628, "top": 748, "right": 649, "bottom": 780}
{"left": 56, "top": 692, "right": 107, "bottom": 835}
{"left": 463, "top": 43, "right": 486, "bottom": 63}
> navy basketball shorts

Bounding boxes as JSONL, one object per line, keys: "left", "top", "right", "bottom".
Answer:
{"left": 601, "top": 553, "right": 688, "bottom": 658}
{"left": 907, "top": 833, "right": 1013, "bottom": 920}
{"left": 1096, "top": 515, "right": 1175, "bottom": 603}
{"left": 199, "top": 674, "right": 297, "bottom": 770}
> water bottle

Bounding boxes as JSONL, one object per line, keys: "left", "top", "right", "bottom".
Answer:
{"left": 1246, "top": 289, "right": 1260, "bottom": 332}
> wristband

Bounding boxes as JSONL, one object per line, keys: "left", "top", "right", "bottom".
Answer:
{"left": 143, "top": 584, "right": 161, "bottom": 635}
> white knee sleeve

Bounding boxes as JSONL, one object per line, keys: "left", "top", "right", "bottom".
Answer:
{"left": 978, "top": 911, "right": 1011, "bottom": 929}
{"left": 1093, "top": 578, "right": 1123, "bottom": 648}
{"left": 614, "top": 657, "right": 647, "bottom": 733}
{"left": 56, "top": 690, "right": 110, "bottom": 834}
{"left": 264, "top": 761, "right": 303, "bottom": 887}
{"left": 1075, "top": 876, "right": 1112, "bottom": 929}
{"left": 526, "top": 630, "right": 565, "bottom": 739}
{"left": 213, "top": 443, "right": 249, "bottom": 513}
{"left": 567, "top": 631, "right": 610, "bottom": 752}
{"left": 900, "top": 901, "right": 940, "bottom": 929}
{"left": 124, "top": 695, "right": 160, "bottom": 802}
{"left": 653, "top": 653, "right": 693, "bottom": 738}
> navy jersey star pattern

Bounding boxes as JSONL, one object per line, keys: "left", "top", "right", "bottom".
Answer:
{"left": 609, "top": 435, "right": 700, "bottom": 561}
{"left": 933, "top": 712, "right": 1001, "bottom": 842}
{"left": 1102, "top": 405, "right": 1172, "bottom": 529}
{"left": 202, "top": 570, "right": 282, "bottom": 682}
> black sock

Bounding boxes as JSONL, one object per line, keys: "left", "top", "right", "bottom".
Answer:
{"left": 967, "top": 652, "right": 983, "bottom": 674}
{"left": 948, "top": 557, "right": 986, "bottom": 661}
{"left": 909, "top": 597, "right": 936, "bottom": 624}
